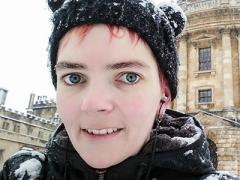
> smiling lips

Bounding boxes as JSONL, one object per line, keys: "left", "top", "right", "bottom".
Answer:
{"left": 82, "top": 128, "right": 123, "bottom": 135}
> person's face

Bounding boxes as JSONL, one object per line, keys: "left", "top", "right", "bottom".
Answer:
{"left": 56, "top": 24, "right": 164, "bottom": 168}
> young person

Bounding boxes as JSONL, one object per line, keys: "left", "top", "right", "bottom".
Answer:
{"left": 0, "top": 0, "right": 239, "bottom": 179}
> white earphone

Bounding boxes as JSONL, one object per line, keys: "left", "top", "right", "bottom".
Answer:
{"left": 161, "top": 96, "right": 168, "bottom": 103}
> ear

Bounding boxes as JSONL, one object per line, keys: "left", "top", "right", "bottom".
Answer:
{"left": 157, "top": 86, "right": 171, "bottom": 118}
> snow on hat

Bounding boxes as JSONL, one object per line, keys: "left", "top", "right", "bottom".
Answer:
{"left": 47, "top": 0, "right": 187, "bottom": 100}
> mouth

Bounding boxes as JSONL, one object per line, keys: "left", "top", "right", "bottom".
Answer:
{"left": 82, "top": 128, "right": 123, "bottom": 136}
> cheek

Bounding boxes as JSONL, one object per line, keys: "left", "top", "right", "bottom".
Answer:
{"left": 121, "top": 93, "right": 159, "bottom": 123}
{"left": 56, "top": 91, "right": 79, "bottom": 125}
{"left": 126, "top": 99, "right": 146, "bottom": 117}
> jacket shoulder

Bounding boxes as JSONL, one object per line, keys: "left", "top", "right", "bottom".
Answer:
{"left": 0, "top": 149, "right": 46, "bottom": 180}
{"left": 200, "top": 171, "right": 239, "bottom": 180}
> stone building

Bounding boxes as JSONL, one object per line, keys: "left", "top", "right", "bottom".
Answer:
{"left": 0, "top": 88, "right": 60, "bottom": 168}
{"left": 175, "top": 0, "right": 240, "bottom": 177}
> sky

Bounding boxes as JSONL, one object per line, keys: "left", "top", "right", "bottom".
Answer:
{"left": 0, "top": 0, "right": 169, "bottom": 112}
{"left": 0, "top": 0, "right": 54, "bottom": 111}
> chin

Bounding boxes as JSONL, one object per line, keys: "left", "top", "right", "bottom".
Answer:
{"left": 80, "top": 149, "right": 127, "bottom": 169}
{"left": 85, "top": 157, "right": 119, "bottom": 169}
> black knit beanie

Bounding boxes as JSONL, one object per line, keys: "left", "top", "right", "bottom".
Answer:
{"left": 47, "top": 0, "right": 187, "bottom": 100}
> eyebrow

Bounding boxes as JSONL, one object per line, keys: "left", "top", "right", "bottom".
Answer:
{"left": 55, "top": 60, "right": 150, "bottom": 71}
{"left": 106, "top": 60, "right": 150, "bottom": 70}
{"left": 55, "top": 62, "right": 87, "bottom": 70}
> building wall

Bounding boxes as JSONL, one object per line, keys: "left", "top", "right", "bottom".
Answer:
{"left": 0, "top": 105, "right": 57, "bottom": 168}
{"left": 0, "top": 134, "right": 47, "bottom": 168}
{"left": 196, "top": 112, "right": 240, "bottom": 177}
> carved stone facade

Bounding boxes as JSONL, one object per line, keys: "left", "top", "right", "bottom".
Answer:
{"left": 176, "top": 0, "right": 240, "bottom": 177}
{"left": 175, "top": 0, "right": 240, "bottom": 120}
{"left": 0, "top": 92, "right": 60, "bottom": 168}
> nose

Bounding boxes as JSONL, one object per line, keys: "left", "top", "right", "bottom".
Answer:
{"left": 80, "top": 84, "right": 114, "bottom": 114}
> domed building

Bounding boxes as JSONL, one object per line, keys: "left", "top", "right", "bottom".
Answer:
{"left": 175, "top": 0, "right": 240, "bottom": 176}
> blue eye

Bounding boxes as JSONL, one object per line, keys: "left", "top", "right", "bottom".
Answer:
{"left": 120, "top": 72, "right": 140, "bottom": 84}
{"left": 63, "top": 73, "right": 83, "bottom": 85}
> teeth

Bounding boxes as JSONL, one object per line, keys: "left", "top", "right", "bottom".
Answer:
{"left": 99, "top": 129, "right": 107, "bottom": 135}
{"left": 84, "top": 128, "right": 121, "bottom": 135}
{"left": 87, "top": 129, "right": 93, "bottom": 134}
{"left": 92, "top": 129, "right": 100, "bottom": 135}
{"left": 107, "top": 129, "right": 113, "bottom": 134}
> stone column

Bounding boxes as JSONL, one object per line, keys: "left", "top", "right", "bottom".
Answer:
{"left": 237, "top": 33, "right": 240, "bottom": 79}
{"left": 222, "top": 29, "right": 234, "bottom": 108}
{"left": 176, "top": 35, "right": 188, "bottom": 112}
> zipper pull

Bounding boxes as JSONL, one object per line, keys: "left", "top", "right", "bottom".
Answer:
{"left": 96, "top": 169, "right": 106, "bottom": 180}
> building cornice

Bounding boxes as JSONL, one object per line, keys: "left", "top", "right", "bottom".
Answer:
{"left": 184, "top": 24, "right": 240, "bottom": 35}
{"left": 178, "top": 0, "right": 240, "bottom": 14}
